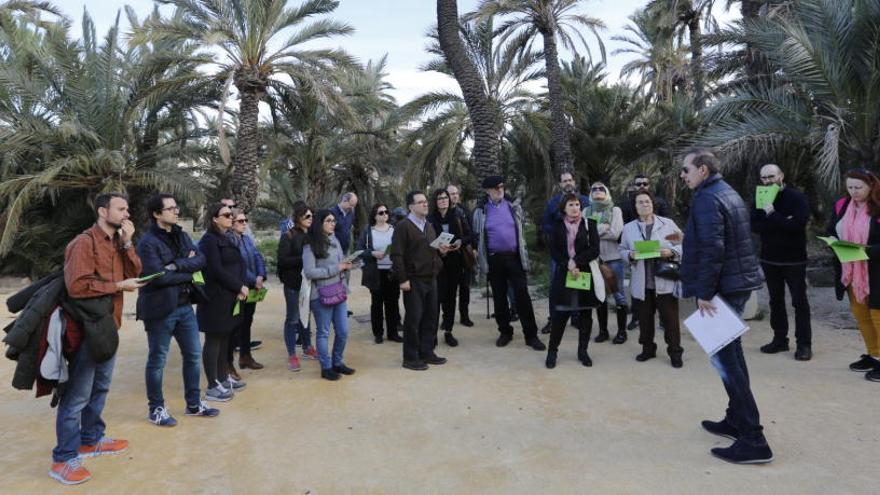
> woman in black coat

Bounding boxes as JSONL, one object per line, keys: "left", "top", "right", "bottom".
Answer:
{"left": 546, "top": 193, "right": 601, "bottom": 369}
{"left": 427, "top": 188, "right": 472, "bottom": 347}
{"left": 277, "top": 203, "right": 316, "bottom": 370}
{"left": 357, "top": 202, "right": 402, "bottom": 344}
{"left": 197, "top": 202, "right": 247, "bottom": 401}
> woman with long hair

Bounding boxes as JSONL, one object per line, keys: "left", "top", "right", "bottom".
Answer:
{"left": 356, "top": 202, "right": 402, "bottom": 344}
{"left": 585, "top": 181, "right": 628, "bottom": 344}
{"left": 827, "top": 168, "right": 880, "bottom": 382}
{"left": 303, "top": 209, "right": 356, "bottom": 381}
{"left": 197, "top": 202, "right": 248, "bottom": 401}
{"left": 427, "top": 188, "right": 470, "bottom": 347}
{"left": 278, "top": 203, "right": 317, "bottom": 371}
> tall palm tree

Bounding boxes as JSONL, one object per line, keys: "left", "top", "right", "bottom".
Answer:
{"left": 437, "top": 0, "right": 502, "bottom": 181}
{"left": 472, "top": 0, "right": 605, "bottom": 174}
{"left": 140, "top": 0, "right": 355, "bottom": 210}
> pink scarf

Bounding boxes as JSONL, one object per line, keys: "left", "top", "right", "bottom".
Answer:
{"left": 842, "top": 201, "right": 871, "bottom": 303}
{"left": 564, "top": 213, "right": 582, "bottom": 258}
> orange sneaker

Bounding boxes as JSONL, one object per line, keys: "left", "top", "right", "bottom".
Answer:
{"left": 78, "top": 437, "right": 128, "bottom": 458}
{"left": 49, "top": 458, "right": 91, "bottom": 485}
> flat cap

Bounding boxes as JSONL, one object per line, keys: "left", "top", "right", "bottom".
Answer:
{"left": 481, "top": 175, "right": 504, "bottom": 189}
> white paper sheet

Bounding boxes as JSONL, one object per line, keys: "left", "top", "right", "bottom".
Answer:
{"left": 429, "top": 232, "right": 456, "bottom": 249}
{"left": 683, "top": 295, "right": 749, "bottom": 355}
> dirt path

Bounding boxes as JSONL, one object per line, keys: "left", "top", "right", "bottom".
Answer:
{"left": 0, "top": 272, "right": 876, "bottom": 494}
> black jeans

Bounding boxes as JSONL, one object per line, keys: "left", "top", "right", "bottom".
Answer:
{"left": 370, "top": 269, "right": 400, "bottom": 338}
{"left": 458, "top": 265, "right": 472, "bottom": 320}
{"left": 438, "top": 256, "right": 462, "bottom": 331}
{"left": 762, "top": 262, "right": 812, "bottom": 346}
{"left": 487, "top": 253, "right": 538, "bottom": 339}
{"left": 637, "top": 290, "right": 682, "bottom": 357}
{"left": 710, "top": 292, "right": 767, "bottom": 447}
{"left": 203, "top": 332, "right": 230, "bottom": 387}
{"left": 402, "top": 278, "right": 439, "bottom": 363}
{"left": 228, "top": 301, "right": 256, "bottom": 362}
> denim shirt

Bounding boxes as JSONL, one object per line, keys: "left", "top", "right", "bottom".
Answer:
{"left": 235, "top": 233, "right": 267, "bottom": 288}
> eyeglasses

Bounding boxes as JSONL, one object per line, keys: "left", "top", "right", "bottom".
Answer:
{"left": 412, "top": 200, "right": 428, "bottom": 205}
{"left": 437, "top": 196, "right": 449, "bottom": 201}
{"left": 376, "top": 210, "right": 389, "bottom": 216}
{"left": 162, "top": 206, "right": 180, "bottom": 212}
{"left": 235, "top": 219, "right": 248, "bottom": 224}
{"left": 325, "top": 218, "right": 337, "bottom": 223}
{"left": 634, "top": 181, "right": 649, "bottom": 187}
{"left": 760, "top": 175, "right": 777, "bottom": 180}
{"left": 218, "top": 213, "right": 234, "bottom": 219}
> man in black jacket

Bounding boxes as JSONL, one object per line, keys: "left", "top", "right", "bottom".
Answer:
{"left": 137, "top": 194, "right": 218, "bottom": 427}
{"left": 447, "top": 184, "right": 475, "bottom": 327}
{"left": 751, "top": 164, "right": 813, "bottom": 361}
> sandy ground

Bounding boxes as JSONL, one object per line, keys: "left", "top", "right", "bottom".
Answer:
{"left": 1, "top": 271, "right": 877, "bottom": 495}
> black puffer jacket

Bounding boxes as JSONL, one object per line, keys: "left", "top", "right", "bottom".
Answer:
{"left": 681, "top": 174, "right": 764, "bottom": 300}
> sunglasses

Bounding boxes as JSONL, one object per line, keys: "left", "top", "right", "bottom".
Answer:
{"left": 235, "top": 219, "right": 248, "bottom": 224}
{"left": 591, "top": 186, "right": 606, "bottom": 191}
{"left": 437, "top": 196, "right": 449, "bottom": 201}
{"left": 376, "top": 210, "right": 389, "bottom": 216}
{"left": 760, "top": 175, "right": 778, "bottom": 180}
{"left": 302, "top": 213, "right": 313, "bottom": 219}
{"left": 218, "top": 212, "right": 234, "bottom": 219}
{"left": 634, "top": 181, "right": 649, "bottom": 186}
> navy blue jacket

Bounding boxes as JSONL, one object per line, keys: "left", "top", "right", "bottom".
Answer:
{"left": 331, "top": 204, "right": 356, "bottom": 253}
{"left": 751, "top": 185, "right": 810, "bottom": 264}
{"left": 681, "top": 174, "right": 764, "bottom": 300}
{"left": 541, "top": 193, "right": 591, "bottom": 238}
{"left": 136, "top": 223, "right": 206, "bottom": 322}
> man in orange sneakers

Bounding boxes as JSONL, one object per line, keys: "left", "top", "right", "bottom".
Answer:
{"left": 49, "top": 193, "right": 144, "bottom": 485}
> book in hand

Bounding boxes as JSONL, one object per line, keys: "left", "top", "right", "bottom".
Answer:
{"left": 136, "top": 271, "right": 165, "bottom": 283}
{"left": 683, "top": 295, "right": 749, "bottom": 355}
{"left": 633, "top": 240, "right": 661, "bottom": 260}
{"left": 565, "top": 271, "right": 592, "bottom": 290}
{"left": 429, "top": 232, "right": 456, "bottom": 249}
{"left": 817, "top": 236, "right": 869, "bottom": 263}
{"left": 246, "top": 288, "right": 268, "bottom": 303}
{"left": 755, "top": 184, "right": 780, "bottom": 209}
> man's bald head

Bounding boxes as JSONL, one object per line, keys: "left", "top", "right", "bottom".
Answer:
{"left": 759, "top": 164, "right": 784, "bottom": 186}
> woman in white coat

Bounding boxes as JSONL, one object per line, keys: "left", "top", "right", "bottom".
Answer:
{"left": 619, "top": 190, "right": 685, "bottom": 368}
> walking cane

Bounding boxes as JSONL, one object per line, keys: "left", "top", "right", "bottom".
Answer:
{"left": 485, "top": 274, "right": 492, "bottom": 319}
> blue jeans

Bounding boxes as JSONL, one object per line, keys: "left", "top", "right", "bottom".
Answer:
{"left": 53, "top": 339, "right": 116, "bottom": 462}
{"left": 709, "top": 291, "right": 767, "bottom": 446}
{"left": 605, "top": 259, "right": 627, "bottom": 306}
{"left": 310, "top": 298, "right": 349, "bottom": 370}
{"left": 283, "top": 285, "right": 312, "bottom": 355}
{"left": 144, "top": 305, "right": 202, "bottom": 410}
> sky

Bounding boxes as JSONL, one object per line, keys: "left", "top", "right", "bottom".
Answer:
{"left": 62, "top": 0, "right": 740, "bottom": 104}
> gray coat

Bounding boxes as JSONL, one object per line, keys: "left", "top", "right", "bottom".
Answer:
{"left": 472, "top": 195, "right": 530, "bottom": 276}
{"left": 619, "top": 216, "right": 683, "bottom": 300}
{"left": 302, "top": 235, "right": 347, "bottom": 301}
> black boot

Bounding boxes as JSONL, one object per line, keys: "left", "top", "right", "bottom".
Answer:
{"left": 612, "top": 305, "right": 628, "bottom": 344}
{"left": 545, "top": 350, "right": 557, "bottom": 369}
{"left": 577, "top": 323, "right": 592, "bottom": 367}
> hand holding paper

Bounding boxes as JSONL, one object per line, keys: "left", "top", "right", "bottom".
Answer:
{"left": 817, "top": 236, "right": 869, "bottom": 262}
{"left": 755, "top": 185, "right": 780, "bottom": 209}
{"left": 634, "top": 240, "right": 661, "bottom": 260}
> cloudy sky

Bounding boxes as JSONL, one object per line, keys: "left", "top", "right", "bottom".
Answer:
{"left": 61, "top": 0, "right": 739, "bottom": 103}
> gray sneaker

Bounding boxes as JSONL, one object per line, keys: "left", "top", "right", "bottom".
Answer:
{"left": 205, "top": 382, "right": 233, "bottom": 402}
{"left": 223, "top": 376, "right": 246, "bottom": 391}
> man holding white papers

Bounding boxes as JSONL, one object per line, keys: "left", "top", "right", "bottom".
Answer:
{"left": 680, "top": 149, "right": 773, "bottom": 465}
{"left": 750, "top": 164, "right": 813, "bottom": 361}
{"left": 825, "top": 168, "right": 880, "bottom": 383}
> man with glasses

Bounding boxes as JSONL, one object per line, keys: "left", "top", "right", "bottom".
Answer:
{"left": 473, "top": 176, "right": 546, "bottom": 350}
{"left": 136, "top": 194, "right": 219, "bottom": 428}
{"left": 539, "top": 171, "right": 591, "bottom": 334}
{"left": 447, "top": 184, "right": 475, "bottom": 327}
{"left": 751, "top": 164, "right": 812, "bottom": 361}
{"left": 679, "top": 149, "right": 772, "bottom": 465}
{"left": 391, "top": 191, "right": 449, "bottom": 370}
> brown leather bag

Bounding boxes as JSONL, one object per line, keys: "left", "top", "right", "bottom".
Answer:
{"left": 599, "top": 262, "right": 618, "bottom": 293}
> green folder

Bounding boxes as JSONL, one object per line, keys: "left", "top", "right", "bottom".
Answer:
{"left": 817, "top": 236, "right": 870, "bottom": 262}
{"left": 634, "top": 240, "right": 661, "bottom": 260}
{"left": 756, "top": 185, "right": 780, "bottom": 209}
{"left": 191, "top": 271, "right": 205, "bottom": 285}
{"left": 136, "top": 271, "right": 165, "bottom": 283}
{"left": 246, "top": 288, "right": 268, "bottom": 303}
{"left": 384, "top": 243, "right": 392, "bottom": 255}
{"left": 588, "top": 214, "right": 602, "bottom": 223}
{"left": 565, "top": 272, "right": 592, "bottom": 291}
{"left": 232, "top": 300, "right": 241, "bottom": 316}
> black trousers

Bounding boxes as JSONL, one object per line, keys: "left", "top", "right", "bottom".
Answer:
{"left": 548, "top": 309, "right": 592, "bottom": 354}
{"left": 402, "top": 278, "right": 439, "bottom": 363}
{"left": 203, "top": 332, "right": 230, "bottom": 387}
{"left": 229, "top": 301, "right": 257, "bottom": 362}
{"left": 487, "top": 253, "right": 538, "bottom": 339}
{"left": 438, "top": 256, "right": 462, "bottom": 331}
{"left": 370, "top": 269, "right": 400, "bottom": 338}
{"left": 637, "top": 290, "right": 682, "bottom": 357}
{"left": 763, "top": 262, "right": 812, "bottom": 346}
{"left": 458, "top": 266, "right": 472, "bottom": 320}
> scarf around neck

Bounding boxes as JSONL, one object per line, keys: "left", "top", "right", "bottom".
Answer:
{"left": 842, "top": 200, "right": 871, "bottom": 303}
{"left": 587, "top": 195, "right": 614, "bottom": 224}
{"left": 564, "top": 212, "right": 582, "bottom": 258}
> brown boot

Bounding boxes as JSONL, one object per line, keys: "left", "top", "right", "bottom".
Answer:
{"left": 239, "top": 354, "right": 264, "bottom": 370}
{"left": 228, "top": 363, "right": 242, "bottom": 381}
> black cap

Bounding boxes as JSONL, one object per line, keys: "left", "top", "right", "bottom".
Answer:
{"left": 481, "top": 175, "right": 504, "bottom": 189}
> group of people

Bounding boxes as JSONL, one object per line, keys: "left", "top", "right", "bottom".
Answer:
{"left": 27, "top": 147, "right": 880, "bottom": 484}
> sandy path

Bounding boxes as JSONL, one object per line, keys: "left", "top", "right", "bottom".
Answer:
{"left": 0, "top": 271, "right": 876, "bottom": 494}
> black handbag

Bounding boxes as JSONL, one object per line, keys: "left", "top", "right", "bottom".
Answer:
{"left": 655, "top": 260, "right": 681, "bottom": 280}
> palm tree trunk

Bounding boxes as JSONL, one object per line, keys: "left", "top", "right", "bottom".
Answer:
{"left": 232, "top": 85, "right": 261, "bottom": 211}
{"left": 437, "top": 0, "right": 500, "bottom": 181}
{"left": 542, "top": 30, "right": 574, "bottom": 174}
{"left": 687, "top": 14, "right": 704, "bottom": 108}
{"left": 740, "top": 0, "right": 764, "bottom": 80}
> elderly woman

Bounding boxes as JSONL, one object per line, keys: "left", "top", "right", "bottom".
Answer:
{"left": 619, "top": 190, "right": 684, "bottom": 368}
{"left": 585, "top": 181, "right": 628, "bottom": 344}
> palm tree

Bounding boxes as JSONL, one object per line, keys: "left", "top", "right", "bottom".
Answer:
{"left": 472, "top": 0, "right": 605, "bottom": 175}
{"left": 140, "top": 0, "right": 356, "bottom": 211}
{"left": 436, "top": 0, "right": 502, "bottom": 181}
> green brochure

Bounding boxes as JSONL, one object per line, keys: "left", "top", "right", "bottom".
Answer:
{"left": 565, "top": 272, "right": 592, "bottom": 291}
{"left": 233, "top": 300, "right": 241, "bottom": 316}
{"left": 588, "top": 214, "right": 602, "bottom": 223}
{"left": 136, "top": 271, "right": 165, "bottom": 283}
{"left": 817, "top": 236, "right": 870, "bottom": 262}
{"left": 755, "top": 185, "right": 780, "bottom": 209}
{"left": 634, "top": 240, "right": 662, "bottom": 260}
{"left": 246, "top": 288, "right": 269, "bottom": 303}
{"left": 384, "top": 243, "right": 392, "bottom": 255}
{"left": 191, "top": 271, "right": 205, "bottom": 285}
